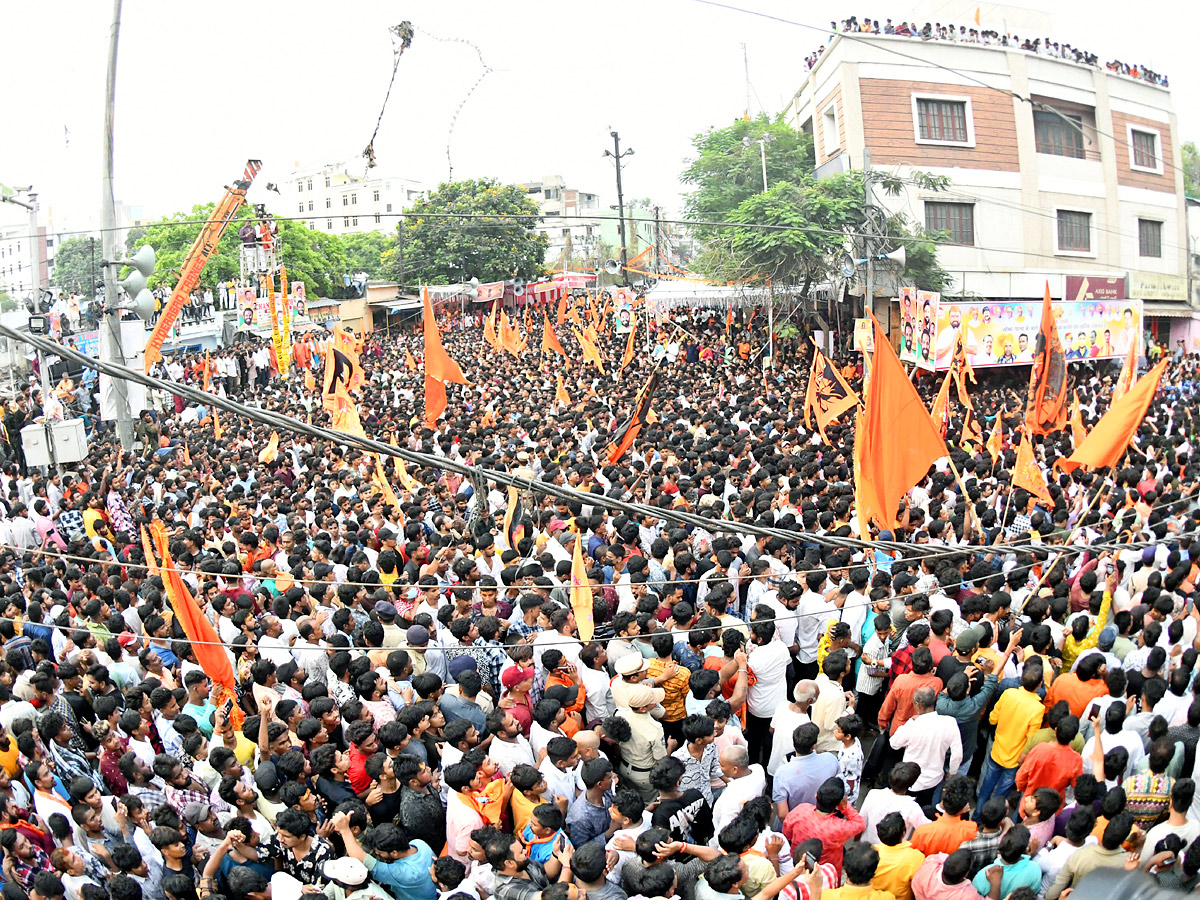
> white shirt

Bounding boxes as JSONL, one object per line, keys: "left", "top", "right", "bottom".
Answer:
{"left": 746, "top": 640, "right": 791, "bottom": 718}
{"left": 488, "top": 734, "right": 535, "bottom": 776}
{"left": 796, "top": 591, "right": 836, "bottom": 663}
{"left": 710, "top": 764, "right": 766, "bottom": 843}
{"left": 758, "top": 595, "right": 798, "bottom": 648}
{"left": 767, "top": 704, "right": 811, "bottom": 776}
{"left": 859, "top": 788, "right": 931, "bottom": 844}
{"left": 577, "top": 663, "right": 616, "bottom": 722}
{"left": 890, "top": 712, "right": 963, "bottom": 791}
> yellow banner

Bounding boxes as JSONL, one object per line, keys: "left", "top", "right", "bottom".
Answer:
{"left": 280, "top": 265, "right": 293, "bottom": 371}
{"left": 268, "top": 274, "right": 289, "bottom": 376}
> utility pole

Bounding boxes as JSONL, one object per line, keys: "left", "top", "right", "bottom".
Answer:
{"left": 862, "top": 148, "right": 874, "bottom": 328}
{"left": 653, "top": 206, "right": 662, "bottom": 275}
{"left": 604, "top": 131, "right": 634, "bottom": 285}
{"left": 100, "top": 0, "right": 134, "bottom": 450}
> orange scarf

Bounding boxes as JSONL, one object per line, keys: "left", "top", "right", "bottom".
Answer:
{"left": 459, "top": 780, "right": 507, "bottom": 825}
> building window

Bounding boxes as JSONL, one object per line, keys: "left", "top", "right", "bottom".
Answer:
{"left": 306, "top": 179, "right": 312, "bottom": 191}
{"left": 1056, "top": 210, "right": 1092, "bottom": 253}
{"left": 298, "top": 203, "right": 304, "bottom": 213}
{"left": 326, "top": 198, "right": 331, "bottom": 209}
{"left": 351, "top": 217, "right": 358, "bottom": 226}
{"left": 343, "top": 196, "right": 349, "bottom": 207}
{"left": 821, "top": 105, "right": 839, "bottom": 157}
{"left": 374, "top": 214, "right": 381, "bottom": 224}
{"left": 308, "top": 222, "right": 316, "bottom": 230}
{"left": 307, "top": 200, "right": 313, "bottom": 212}
{"left": 350, "top": 193, "right": 357, "bottom": 205}
{"left": 298, "top": 182, "right": 304, "bottom": 193}
{"left": 386, "top": 203, "right": 393, "bottom": 213}
{"left": 343, "top": 217, "right": 350, "bottom": 227}
{"left": 1130, "top": 128, "right": 1160, "bottom": 171}
{"left": 913, "top": 96, "right": 972, "bottom": 144}
{"left": 373, "top": 190, "right": 380, "bottom": 202}
{"left": 326, "top": 219, "right": 333, "bottom": 230}
{"left": 1138, "top": 219, "right": 1162, "bottom": 257}
{"left": 1034, "top": 111, "right": 1085, "bottom": 159}
{"left": 325, "top": 176, "right": 331, "bottom": 187}
{"left": 925, "top": 202, "right": 975, "bottom": 245}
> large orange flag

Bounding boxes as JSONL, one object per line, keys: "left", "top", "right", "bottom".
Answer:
{"left": 483, "top": 304, "right": 499, "bottom": 349}
{"left": 575, "top": 327, "right": 606, "bottom": 374}
{"left": 855, "top": 314, "right": 945, "bottom": 530}
{"left": 258, "top": 431, "right": 279, "bottom": 464}
{"left": 569, "top": 531, "right": 594, "bottom": 642}
{"left": 1057, "top": 358, "right": 1168, "bottom": 473}
{"left": 423, "top": 289, "right": 469, "bottom": 385}
{"left": 424, "top": 374, "right": 447, "bottom": 429}
{"left": 542, "top": 316, "right": 566, "bottom": 358}
{"left": 557, "top": 293, "right": 568, "bottom": 327}
{"left": 986, "top": 410, "right": 1003, "bottom": 464}
{"left": 606, "top": 371, "right": 659, "bottom": 465}
{"left": 1112, "top": 333, "right": 1139, "bottom": 404}
{"left": 1025, "top": 282, "right": 1068, "bottom": 435}
{"left": 1013, "top": 432, "right": 1051, "bottom": 504}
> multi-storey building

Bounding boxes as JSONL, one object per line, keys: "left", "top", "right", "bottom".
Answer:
{"left": 520, "top": 176, "right": 605, "bottom": 267}
{"left": 284, "top": 163, "right": 425, "bottom": 236}
{"left": 784, "top": 26, "right": 1191, "bottom": 345}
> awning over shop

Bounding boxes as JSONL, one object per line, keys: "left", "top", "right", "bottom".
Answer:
{"left": 1143, "top": 302, "right": 1196, "bottom": 319}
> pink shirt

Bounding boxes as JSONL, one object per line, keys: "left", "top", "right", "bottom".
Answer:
{"left": 911, "top": 854, "right": 984, "bottom": 900}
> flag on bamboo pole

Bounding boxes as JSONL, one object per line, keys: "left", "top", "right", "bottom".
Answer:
{"left": 1069, "top": 392, "right": 1088, "bottom": 450}
{"left": 557, "top": 293, "right": 568, "bottom": 327}
{"left": 855, "top": 313, "right": 946, "bottom": 530}
{"left": 986, "top": 410, "right": 1004, "bottom": 464}
{"left": 1013, "top": 431, "right": 1051, "bottom": 504}
{"left": 575, "top": 328, "right": 606, "bottom": 374}
{"left": 484, "top": 304, "right": 499, "bottom": 348}
{"left": 424, "top": 374, "right": 447, "bottom": 429}
{"left": 556, "top": 374, "right": 571, "bottom": 407}
{"left": 803, "top": 344, "right": 860, "bottom": 443}
{"left": 322, "top": 326, "right": 364, "bottom": 411}
{"left": 151, "top": 525, "right": 241, "bottom": 726}
{"left": 502, "top": 486, "right": 531, "bottom": 551}
{"left": 542, "top": 316, "right": 566, "bottom": 358}
{"left": 569, "top": 530, "right": 594, "bottom": 642}
{"left": 140, "top": 525, "right": 159, "bottom": 578}
{"left": 405, "top": 349, "right": 418, "bottom": 372}
{"left": 423, "top": 289, "right": 469, "bottom": 385}
{"left": 606, "top": 370, "right": 660, "bottom": 465}
{"left": 930, "top": 369, "right": 953, "bottom": 437}
{"left": 618, "top": 315, "right": 638, "bottom": 376}
{"left": 212, "top": 407, "right": 223, "bottom": 441}
{"left": 372, "top": 457, "right": 400, "bottom": 507}
{"left": 1112, "top": 334, "right": 1139, "bottom": 404}
{"left": 1057, "top": 358, "right": 1168, "bottom": 473}
{"left": 258, "top": 431, "right": 279, "bottom": 464}
{"left": 1025, "top": 282, "right": 1068, "bottom": 435}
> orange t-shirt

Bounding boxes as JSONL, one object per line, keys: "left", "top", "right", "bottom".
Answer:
{"left": 911, "top": 814, "right": 978, "bottom": 856}
{"left": 1044, "top": 673, "right": 1109, "bottom": 719}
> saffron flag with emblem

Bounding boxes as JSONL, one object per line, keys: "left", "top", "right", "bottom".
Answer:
{"left": 322, "top": 326, "right": 364, "bottom": 412}
{"left": 1025, "top": 282, "right": 1069, "bottom": 435}
{"left": 1013, "top": 432, "right": 1051, "bottom": 505}
{"left": 569, "top": 531, "right": 594, "bottom": 642}
{"left": 605, "top": 370, "right": 659, "bottom": 465}
{"left": 855, "top": 314, "right": 946, "bottom": 530}
{"left": 803, "top": 345, "right": 859, "bottom": 443}
{"left": 1057, "top": 358, "right": 1168, "bottom": 473}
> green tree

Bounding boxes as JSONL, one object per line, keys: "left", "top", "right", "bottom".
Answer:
{"left": 1183, "top": 141, "right": 1200, "bottom": 198}
{"left": 50, "top": 236, "right": 99, "bottom": 294}
{"left": 383, "top": 178, "right": 548, "bottom": 285}
{"left": 0, "top": 290, "right": 15, "bottom": 312}
{"left": 342, "top": 231, "right": 390, "bottom": 280}
{"left": 131, "top": 204, "right": 348, "bottom": 297}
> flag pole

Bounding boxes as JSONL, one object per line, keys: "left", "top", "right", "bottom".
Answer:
{"left": 945, "top": 453, "right": 977, "bottom": 540}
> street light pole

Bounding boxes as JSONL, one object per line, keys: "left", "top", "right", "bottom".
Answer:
{"left": 604, "top": 131, "right": 634, "bottom": 286}
{"left": 100, "top": 0, "right": 134, "bottom": 450}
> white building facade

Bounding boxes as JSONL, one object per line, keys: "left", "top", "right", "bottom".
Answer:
{"left": 284, "top": 163, "right": 425, "bottom": 236}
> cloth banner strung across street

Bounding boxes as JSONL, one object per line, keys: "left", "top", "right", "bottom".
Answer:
{"left": 932, "top": 298, "right": 1142, "bottom": 371}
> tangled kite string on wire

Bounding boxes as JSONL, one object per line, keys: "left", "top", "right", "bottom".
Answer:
{"left": 363, "top": 22, "right": 415, "bottom": 171}
{"left": 415, "top": 26, "right": 495, "bottom": 180}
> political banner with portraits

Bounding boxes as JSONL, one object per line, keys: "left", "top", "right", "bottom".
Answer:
{"left": 897, "top": 287, "right": 939, "bottom": 371}
{"left": 932, "top": 298, "right": 1141, "bottom": 370}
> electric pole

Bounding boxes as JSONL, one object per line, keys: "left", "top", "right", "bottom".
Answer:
{"left": 100, "top": 0, "right": 134, "bottom": 449}
{"left": 604, "top": 131, "right": 634, "bottom": 286}
{"left": 653, "top": 206, "right": 662, "bottom": 274}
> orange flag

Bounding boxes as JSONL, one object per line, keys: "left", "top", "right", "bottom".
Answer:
{"left": 618, "top": 315, "right": 638, "bottom": 376}
{"left": 140, "top": 525, "right": 159, "bottom": 578}
{"left": 575, "top": 327, "right": 606, "bottom": 374}
{"left": 606, "top": 371, "right": 659, "bottom": 465}
{"left": 304, "top": 369, "right": 316, "bottom": 393}
{"left": 212, "top": 407, "right": 223, "bottom": 441}
{"left": 1025, "top": 282, "right": 1068, "bottom": 435}
{"left": 483, "top": 304, "right": 499, "bottom": 349}
{"left": 855, "top": 314, "right": 945, "bottom": 530}
{"left": 424, "top": 374, "right": 447, "bottom": 429}
{"left": 1057, "top": 358, "right": 1168, "bottom": 473}
{"left": 405, "top": 349, "right": 419, "bottom": 372}
{"left": 556, "top": 374, "right": 571, "bottom": 407}
{"left": 182, "top": 443, "right": 192, "bottom": 466}
{"left": 202, "top": 351, "right": 212, "bottom": 393}
{"left": 423, "top": 288, "right": 469, "bottom": 385}
{"left": 986, "top": 410, "right": 1004, "bottom": 464}
{"left": 725, "top": 308, "right": 733, "bottom": 336}
{"left": 1069, "top": 392, "right": 1088, "bottom": 449}
{"left": 804, "top": 343, "right": 860, "bottom": 443}
{"left": 569, "top": 531, "right": 594, "bottom": 642}
{"left": 542, "top": 316, "right": 566, "bottom": 358}
{"left": 1112, "top": 333, "right": 1139, "bottom": 404}
{"left": 929, "top": 370, "right": 953, "bottom": 437}
{"left": 258, "top": 431, "right": 279, "bottom": 464}
{"left": 372, "top": 456, "right": 400, "bottom": 507}
{"left": 1013, "top": 432, "right": 1051, "bottom": 505}
{"left": 557, "top": 293, "right": 568, "bottom": 327}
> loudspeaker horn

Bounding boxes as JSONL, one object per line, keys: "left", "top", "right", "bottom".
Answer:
{"left": 513, "top": 278, "right": 525, "bottom": 297}
{"left": 604, "top": 259, "right": 621, "bottom": 275}
{"left": 883, "top": 246, "right": 906, "bottom": 267}
{"left": 124, "top": 245, "right": 156, "bottom": 277}
{"left": 125, "top": 289, "right": 156, "bottom": 322}
{"left": 119, "top": 270, "right": 148, "bottom": 298}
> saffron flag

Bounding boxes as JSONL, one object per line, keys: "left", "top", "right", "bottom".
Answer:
{"left": 405, "top": 349, "right": 418, "bottom": 372}
{"left": 1057, "top": 358, "right": 1168, "bottom": 473}
{"left": 1069, "top": 392, "right": 1088, "bottom": 449}
{"left": 393, "top": 448, "right": 421, "bottom": 493}
{"left": 542, "top": 316, "right": 566, "bottom": 358}
{"left": 502, "top": 486, "right": 531, "bottom": 551}
{"left": 1013, "top": 432, "right": 1051, "bottom": 504}
{"left": 557, "top": 293, "right": 568, "bottom": 327}
{"left": 1112, "top": 333, "right": 1139, "bottom": 404}
{"left": 144, "top": 160, "right": 260, "bottom": 371}
{"left": 212, "top": 407, "right": 223, "bottom": 441}
{"left": 986, "top": 410, "right": 1003, "bottom": 464}
{"left": 202, "top": 351, "right": 212, "bottom": 394}
{"left": 556, "top": 374, "right": 571, "bottom": 407}
{"left": 304, "top": 369, "right": 316, "bottom": 393}
{"left": 803, "top": 345, "right": 859, "bottom": 443}
{"left": 423, "top": 289, "right": 469, "bottom": 385}
{"left": 575, "top": 328, "right": 606, "bottom": 374}
{"left": 140, "top": 525, "right": 159, "bottom": 578}
{"left": 424, "top": 374, "right": 447, "bottom": 429}
{"left": 484, "top": 304, "right": 499, "bottom": 349}
{"left": 855, "top": 314, "right": 946, "bottom": 530}
{"left": 331, "top": 401, "right": 367, "bottom": 438}
{"left": 372, "top": 457, "right": 400, "bottom": 508}
{"left": 151, "top": 526, "right": 240, "bottom": 725}
{"left": 606, "top": 370, "right": 660, "bottom": 465}
{"left": 618, "top": 313, "right": 638, "bottom": 376}
{"left": 259, "top": 431, "right": 279, "bottom": 464}
{"left": 1025, "top": 282, "right": 1069, "bottom": 435}
{"left": 930, "top": 370, "right": 953, "bottom": 437}
{"left": 569, "top": 531, "right": 594, "bottom": 642}
{"left": 322, "top": 326, "right": 364, "bottom": 411}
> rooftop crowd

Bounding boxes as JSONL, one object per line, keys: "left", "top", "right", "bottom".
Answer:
{"left": 803, "top": 17, "right": 1168, "bottom": 86}
{"left": 0, "top": 298, "right": 1196, "bottom": 900}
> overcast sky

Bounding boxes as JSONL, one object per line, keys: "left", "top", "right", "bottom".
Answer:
{"left": 1, "top": 0, "right": 1193, "bottom": 237}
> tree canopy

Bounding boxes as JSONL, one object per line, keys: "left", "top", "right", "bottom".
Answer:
{"left": 383, "top": 178, "right": 547, "bottom": 286}
{"left": 50, "top": 236, "right": 98, "bottom": 294}
{"left": 1183, "top": 141, "right": 1200, "bottom": 199}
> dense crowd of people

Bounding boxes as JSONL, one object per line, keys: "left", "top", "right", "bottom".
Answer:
{"left": 0, "top": 299, "right": 1195, "bottom": 900}
{"left": 804, "top": 18, "right": 1168, "bottom": 86}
